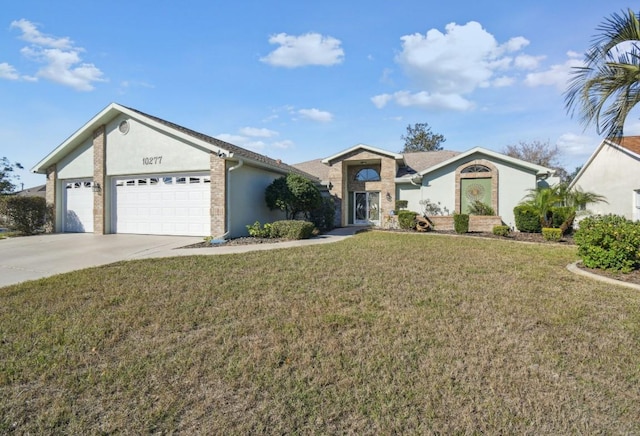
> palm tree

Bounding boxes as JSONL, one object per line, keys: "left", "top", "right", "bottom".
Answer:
{"left": 522, "top": 186, "right": 563, "bottom": 227}
{"left": 565, "top": 9, "right": 640, "bottom": 138}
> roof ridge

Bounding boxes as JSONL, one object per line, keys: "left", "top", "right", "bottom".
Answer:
{"left": 123, "top": 105, "right": 319, "bottom": 181}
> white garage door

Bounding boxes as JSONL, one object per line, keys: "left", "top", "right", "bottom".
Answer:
{"left": 113, "top": 174, "right": 211, "bottom": 236}
{"left": 64, "top": 180, "right": 94, "bottom": 233}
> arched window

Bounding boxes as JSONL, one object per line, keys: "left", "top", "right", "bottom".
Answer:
{"left": 461, "top": 164, "right": 491, "bottom": 173}
{"left": 354, "top": 168, "right": 381, "bottom": 181}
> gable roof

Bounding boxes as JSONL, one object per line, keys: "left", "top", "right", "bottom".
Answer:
{"left": 321, "top": 144, "right": 404, "bottom": 164}
{"left": 568, "top": 136, "right": 640, "bottom": 189}
{"left": 400, "top": 146, "right": 555, "bottom": 181}
{"left": 32, "top": 103, "right": 316, "bottom": 180}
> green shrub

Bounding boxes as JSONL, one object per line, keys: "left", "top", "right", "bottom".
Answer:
{"left": 270, "top": 220, "right": 315, "bottom": 240}
{"left": 550, "top": 206, "right": 574, "bottom": 229}
{"left": 246, "top": 221, "right": 272, "bottom": 238}
{"left": 574, "top": 214, "right": 640, "bottom": 272}
{"left": 395, "top": 200, "right": 408, "bottom": 212}
{"left": 513, "top": 204, "right": 542, "bottom": 233}
{"left": 541, "top": 227, "right": 562, "bottom": 242}
{"left": 492, "top": 225, "right": 510, "bottom": 237}
{"left": 2, "top": 196, "right": 48, "bottom": 235}
{"left": 453, "top": 213, "right": 469, "bottom": 234}
{"left": 310, "top": 195, "right": 336, "bottom": 231}
{"left": 468, "top": 201, "right": 495, "bottom": 216}
{"left": 397, "top": 210, "right": 417, "bottom": 230}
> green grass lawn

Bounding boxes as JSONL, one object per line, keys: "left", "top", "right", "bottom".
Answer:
{"left": 1, "top": 231, "right": 639, "bottom": 433}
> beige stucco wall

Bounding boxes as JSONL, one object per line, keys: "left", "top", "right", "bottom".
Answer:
{"left": 573, "top": 146, "right": 640, "bottom": 220}
{"left": 227, "top": 164, "right": 287, "bottom": 237}
{"left": 105, "top": 116, "right": 210, "bottom": 176}
{"left": 57, "top": 137, "right": 93, "bottom": 179}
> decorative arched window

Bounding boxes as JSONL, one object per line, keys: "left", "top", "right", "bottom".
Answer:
{"left": 461, "top": 164, "right": 491, "bottom": 173}
{"left": 354, "top": 168, "right": 381, "bottom": 181}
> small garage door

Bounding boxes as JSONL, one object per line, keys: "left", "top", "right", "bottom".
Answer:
{"left": 113, "top": 174, "right": 211, "bottom": 236}
{"left": 64, "top": 180, "right": 94, "bottom": 233}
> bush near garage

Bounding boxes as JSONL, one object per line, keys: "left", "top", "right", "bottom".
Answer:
{"left": 542, "top": 227, "right": 562, "bottom": 242}
{"left": 1, "top": 196, "right": 48, "bottom": 235}
{"left": 310, "top": 195, "right": 336, "bottom": 231}
{"left": 269, "top": 220, "right": 316, "bottom": 240}
{"left": 492, "top": 225, "right": 511, "bottom": 237}
{"left": 574, "top": 214, "right": 640, "bottom": 272}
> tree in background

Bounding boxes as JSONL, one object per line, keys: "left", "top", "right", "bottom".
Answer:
{"left": 265, "top": 173, "right": 322, "bottom": 220}
{"left": 565, "top": 9, "right": 640, "bottom": 138}
{"left": 502, "top": 140, "right": 572, "bottom": 182}
{"left": 400, "top": 123, "right": 446, "bottom": 152}
{"left": 0, "top": 157, "right": 24, "bottom": 195}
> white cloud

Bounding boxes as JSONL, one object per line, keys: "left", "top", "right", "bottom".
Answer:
{"left": 556, "top": 133, "right": 597, "bottom": 158}
{"left": 272, "top": 140, "right": 294, "bottom": 149}
{"left": 514, "top": 54, "right": 545, "bottom": 70}
{"left": 0, "top": 62, "right": 19, "bottom": 80}
{"left": 372, "top": 91, "right": 473, "bottom": 111}
{"left": 371, "top": 94, "right": 393, "bottom": 109}
{"left": 524, "top": 51, "right": 583, "bottom": 91}
{"left": 215, "top": 133, "right": 266, "bottom": 151}
{"left": 239, "top": 127, "right": 279, "bottom": 138}
{"left": 261, "top": 32, "right": 344, "bottom": 67}
{"left": 395, "top": 21, "right": 529, "bottom": 94}
{"left": 376, "top": 21, "right": 534, "bottom": 111}
{"left": 298, "top": 108, "right": 333, "bottom": 122}
{"left": 10, "top": 19, "right": 73, "bottom": 49}
{"left": 9, "top": 19, "right": 105, "bottom": 91}
{"left": 492, "top": 76, "right": 515, "bottom": 87}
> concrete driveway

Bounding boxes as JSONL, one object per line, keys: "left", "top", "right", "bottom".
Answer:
{"left": 0, "top": 233, "right": 201, "bottom": 287}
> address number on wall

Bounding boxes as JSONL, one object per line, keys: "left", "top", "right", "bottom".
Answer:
{"left": 142, "top": 156, "right": 163, "bottom": 165}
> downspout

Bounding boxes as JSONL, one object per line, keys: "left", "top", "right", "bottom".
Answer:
{"left": 222, "top": 159, "right": 244, "bottom": 239}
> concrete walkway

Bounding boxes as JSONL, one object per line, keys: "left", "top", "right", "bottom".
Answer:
{"left": 0, "top": 227, "right": 367, "bottom": 287}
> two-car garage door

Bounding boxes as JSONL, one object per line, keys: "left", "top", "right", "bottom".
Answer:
{"left": 114, "top": 174, "right": 211, "bottom": 236}
{"left": 62, "top": 174, "right": 212, "bottom": 236}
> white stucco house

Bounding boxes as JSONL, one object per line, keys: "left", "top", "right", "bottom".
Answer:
{"left": 32, "top": 103, "right": 558, "bottom": 237}
{"left": 569, "top": 136, "right": 640, "bottom": 221}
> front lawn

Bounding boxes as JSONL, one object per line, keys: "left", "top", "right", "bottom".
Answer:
{"left": 1, "top": 232, "right": 639, "bottom": 433}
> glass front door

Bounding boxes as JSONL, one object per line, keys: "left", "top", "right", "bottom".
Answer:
{"left": 354, "top": 192, "right": 380, "bottom": 224}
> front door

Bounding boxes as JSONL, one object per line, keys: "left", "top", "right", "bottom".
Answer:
{"left": 354, "top": 192, "right": 380, "bottom": 224}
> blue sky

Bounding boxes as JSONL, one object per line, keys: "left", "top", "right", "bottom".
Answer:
{"left": 1, "top": 1, "right": 638, "bottom": 188}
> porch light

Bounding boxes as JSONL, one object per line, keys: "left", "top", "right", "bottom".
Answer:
{"left": 386, "top": 192, "right": 392, "bottom": 201}
{"left": 92, "top": 182, "right": 101, "bottom": 193}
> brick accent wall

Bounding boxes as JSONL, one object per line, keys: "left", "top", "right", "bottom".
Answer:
{"left": 45, "top": 164, "right": 57, "bottom": 232}
{"left": 427, "top": 215, "right": 504, "bottom": 232}
{"left": 93, "top": 125, "right": 106, "bottom": 234}
{"left": 326, "top": 150, "right": 397, "bottom": 226}
{"left": 210, "top": 153, "right": 227, "bottom": 237}
{"left": 455, "top": 159, "right": 499, "bottom": 214}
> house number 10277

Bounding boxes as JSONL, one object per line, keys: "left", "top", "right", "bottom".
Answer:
{"left": 142, "top": 156, "right": 162, "bottom": 165}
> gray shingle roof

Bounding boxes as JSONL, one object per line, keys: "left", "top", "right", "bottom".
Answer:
{"left": 125, "top": 106, "right": 318, "bottom": 181}
{"left": 292, "top": 150, "right": 461, "bottom": 179}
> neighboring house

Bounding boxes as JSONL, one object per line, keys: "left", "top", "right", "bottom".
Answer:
{"left": 294, "top": 144, "right": 558, "bottom": 229}
{"left": 14, "top": 184, "right": 46, "bottom": 198}
{"left": 31, "top": 103, "right": 316, "bottom": 237}
{"left": 569, "top": 136, "right": 640, "bottom": 221}
{"left": 32, "top": 103, "right": 558, "bottom": 238}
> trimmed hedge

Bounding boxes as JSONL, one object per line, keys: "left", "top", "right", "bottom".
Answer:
{"left": 1, "top": 196, "right": 48, "bottom": 235}
{"left": 269, "top": 220, "right": 315, "bottom": 240}
{"left": 492, "top": 225, "right": 510, "bottom": 237}
{"left": 574, "top": 214, "right": 640, "bottom": 272}
{"left": 397, "top": 210, "right": 418, "bottom": 230}
{"left": 541, "top": 227, "right": 562, "bottom": 242}
{"left": 513, "top": 204, "right": 542, "bottom": 233}
{"left": 453, "top": 213, "right": 469, "bottom": 234}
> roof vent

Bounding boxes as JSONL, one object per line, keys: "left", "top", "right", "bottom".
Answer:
{"left": 118, "top": 120, "right": 130, "bottom": 135}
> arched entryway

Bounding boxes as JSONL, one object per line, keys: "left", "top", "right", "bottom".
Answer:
{"left": 455, "top": 160, "right": 498, "bottom": 214}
